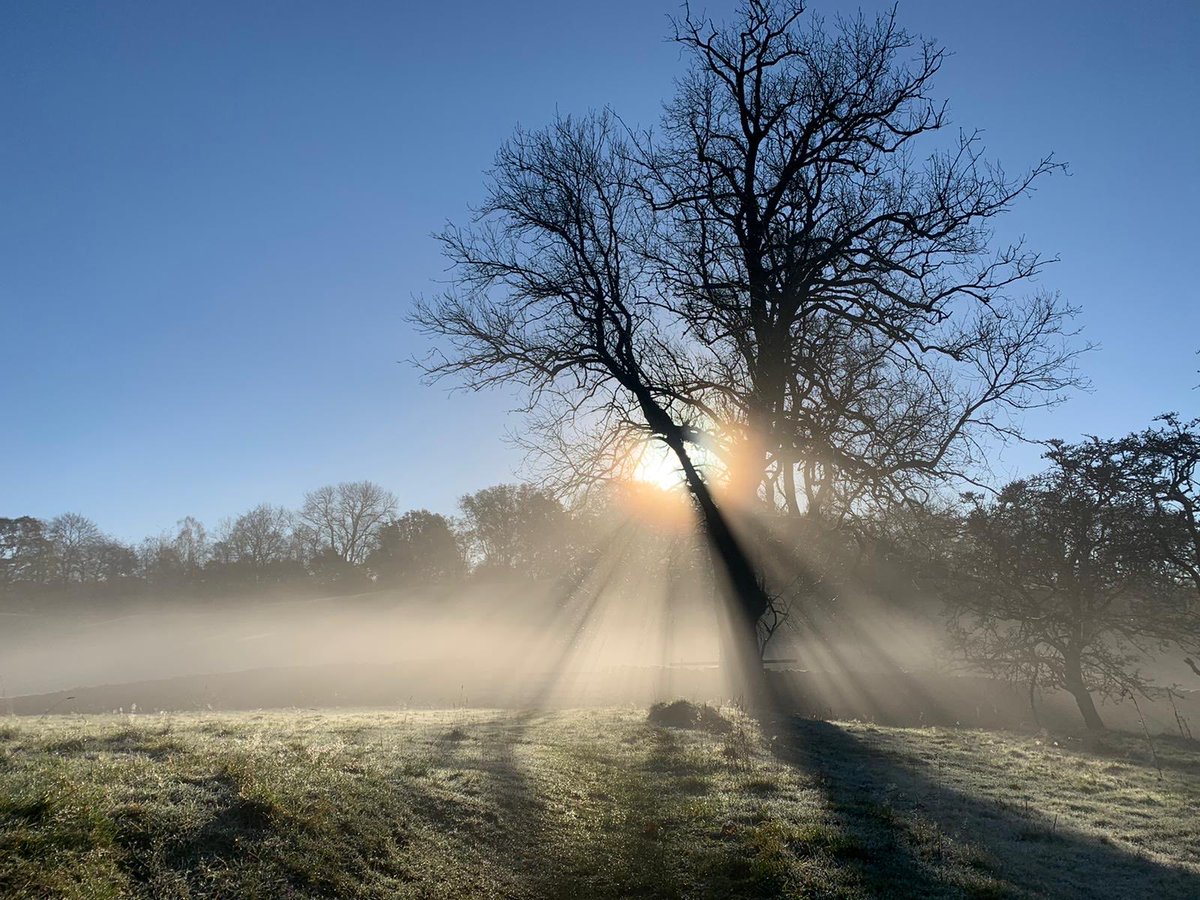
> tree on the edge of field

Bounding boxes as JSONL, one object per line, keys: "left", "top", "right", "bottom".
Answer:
{"left": 414, "top": 0, "right": 1080, "bottom": 689}
{"left": 415, "top": 111, "right": 777, "bottom": 686}
{"left": 1120, "top": 415, "right": 1200, "bottom": 597}
{"left": 457, "top": 484, "right": 572, "bottom": 579}
{"left": 0, "top": 516, "right": 54, "bottom": 588}
{"left": 47, "top": 512, "right": 103, "bottom": 583}
{"left": 210, "top": 504, "right": 298, "bottom": 573}
{"left": 172, "top": 516, "right": 211, "bottom": 576}
{"left": 639, "top": 1, "right": 1080, "bottom": 521}
{"left": 299, "top": 481, "right": 397, "bottom": 567}
{"left": 368, "top": 509, "right": 465, "bottom": 585}
{"left": 947, "top": 440, "right": 1200, "bottom": 730}
{"left": 138, "top": 517, "right": 212, "bottom": 589}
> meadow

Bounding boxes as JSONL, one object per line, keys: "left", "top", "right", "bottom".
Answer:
{"left": 2, "top": 706, "right": 1199, "bottom": 899}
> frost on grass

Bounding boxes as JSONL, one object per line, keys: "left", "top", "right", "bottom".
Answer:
{"left": 0, "top": 709, "right": 1198, "bottom": 899}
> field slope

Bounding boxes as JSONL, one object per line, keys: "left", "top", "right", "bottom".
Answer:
{"left": 2, "top": 708, "right": 1198, "bottom": 898}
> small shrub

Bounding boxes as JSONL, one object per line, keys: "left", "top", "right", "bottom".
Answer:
{"left": 648, "top": 700, "right": 731, "bottom": 734}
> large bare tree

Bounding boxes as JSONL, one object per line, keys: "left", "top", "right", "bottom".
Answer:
{"left": 643, "top": 0, "right": 1080, "bottom": 516}
{"left": 415, "top": 112, "right": 777, "bottom": 686}
{"left": 415, "top": 1, "right": 1080, "bottom": 686}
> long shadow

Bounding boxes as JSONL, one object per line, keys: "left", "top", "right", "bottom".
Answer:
{"left": 426, "top": 709, "right": 700, "bottom": 898}
{"left": 400, "top": 710, "right": 705, "bottom": 899}
{"left": 370, "top": 710, "right": 752, "bottom": 897}
{"left": 522, "top": 712, "right": 754, "bottom": 899}
{"left": 467, "top": 710, "right": 748, "bottom": 899}
{"left": 764, "top": 714, "right": 1200, "bottom": 899}
{"left": 390, "top": 710, "right": 552, "bottom": 870}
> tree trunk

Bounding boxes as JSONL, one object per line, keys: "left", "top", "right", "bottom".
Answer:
{"left": 629, "top": 386, "right": 775, "bottom": 704}
{"left": 665, "top": 432, "right": 772, "bottom": 704}
{"left": 1063, "top": 650, "right": 1105, "bottom": 731}
{"left": 721, "top": 600, "right": 768, "bottom": 703}
{"left": 1067, "top": 683, "right": 1105, "bottom": 732}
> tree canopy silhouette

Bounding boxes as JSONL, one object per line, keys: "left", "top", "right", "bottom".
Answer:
{"left": 416, "top": 0, "right": 1081, "bottom": 683}
{"left": 948, "top": 439, "right": 1199, "bottom": 730}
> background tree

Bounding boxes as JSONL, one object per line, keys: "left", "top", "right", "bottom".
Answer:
{"left": 0, "top": 516, "right": 54, "bottom": 588}
{"left": 213, "top": 504, "right": 294, "bottom": 568}
{"left": 299, "top": 481, "right": 397, "bottom": 566}
{"left": 458, "top": 484, "right": 569, "bottom": 579}
{"left": 47, "top": 512, "right": 104, "bottom": 584}
{"left": 172, "top": 516, "right": 210, "bottom": 578}
{"left": 93, "top": 538, "right": 138, "bottom": 586}
{"left": 138, "top": 533, "right": 187, "bottom": 587}
{"left": 947, "top": 441, "right": 1199, "bottom": 730}
{"left": 306, "top": 546, "right": 366, "bottom": 590}
{"left": 368, "top": 509, "right": 464, "bottom": 585}
{"left": 136, "top": 517, "right": 207, "bottom": 590}
{"left": 211, "top": 504, "right": 302, "bottom": 583}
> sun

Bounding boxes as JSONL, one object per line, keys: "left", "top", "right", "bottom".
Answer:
{"left": 633, "top": 442, "right": 687, "bottom": 491}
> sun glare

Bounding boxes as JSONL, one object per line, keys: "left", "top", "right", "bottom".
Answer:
{"left": 633, "top": 442, "right": 686, "bottom": 490}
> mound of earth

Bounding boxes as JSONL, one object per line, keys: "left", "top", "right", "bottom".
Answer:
{"left": 648, "top": 699, "right": 731, "bottom": 733}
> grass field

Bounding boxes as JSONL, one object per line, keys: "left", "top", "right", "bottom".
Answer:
{"left": 2, "top": 707, "right": 1199, "bottom": 899}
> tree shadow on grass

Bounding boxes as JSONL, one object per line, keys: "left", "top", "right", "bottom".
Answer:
{"left": 382, "top": 709, "right": 695, "bottom": 898}
{"left": 510, "top": 713, "right": 802, "bottom": 900}
{"left": 490, "top": 712, "right": 699, "bottom": 899}
{"left": 765, "top": 715, "right": 1200, "bottom": 899}
{"left": 408, "top": 711, "right": 735, "bottom": 899}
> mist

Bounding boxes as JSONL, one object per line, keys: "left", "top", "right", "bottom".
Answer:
{"left": 6, "top": 535, "right": 1194, "bottom": 739}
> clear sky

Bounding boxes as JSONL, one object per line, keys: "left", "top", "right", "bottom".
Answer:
{"left": 2, "top": 1, "right": 1197, "bottom": 542}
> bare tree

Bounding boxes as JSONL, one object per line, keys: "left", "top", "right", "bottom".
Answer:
{"left": 415, "top": 111, "right": 781, "bottom": 688}
{"left": 299, "top": 481, "right": 397, "bottom": 566}
{"left": 173, "top": 516, "right": 210, "bottom": 574}
{"left": 643, "top": 0, "right": 1080, "bottom": 516}
{"left": 213, "top": 504, "right": 297, "bottom": 571}
{"left": 47, "top": 512, "right": 104, "bottom": 584}
{"left": 138, "top": 516, "right": 211, "bottom": 587}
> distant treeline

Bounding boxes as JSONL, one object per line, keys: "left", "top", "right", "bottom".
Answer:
{"left": 4, "top": 415, "right": 1200, "bottom": 730}
{"left": 0, "top": 481, "right": 593, "bottom": 602}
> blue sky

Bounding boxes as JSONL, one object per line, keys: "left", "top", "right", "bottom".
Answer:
{"left": 2, "top": 1, "right": 1197, "bottom": 542}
